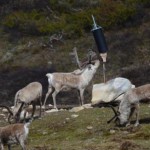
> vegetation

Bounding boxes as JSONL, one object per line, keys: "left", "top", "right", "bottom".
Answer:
{"left": 0, "top": 0, "right": 149, "bottom": 81}
{"left": 0, "top": 0, "right": 150, "bottom": 36}
{"left": 1, "top": 104, "right": 150, "bottom": 150}
{"left": 0, "top": 1, "right": 150, "bottom": 150}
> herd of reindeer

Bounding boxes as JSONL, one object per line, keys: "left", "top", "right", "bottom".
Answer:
{"left": 0, "top": 49, "right": 150, "bottom": 150}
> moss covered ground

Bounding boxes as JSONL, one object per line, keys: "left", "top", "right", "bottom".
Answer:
{"left": 1, "top": 104, "right": 150, "bottom": 150}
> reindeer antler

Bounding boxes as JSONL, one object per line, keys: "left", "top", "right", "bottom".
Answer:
{"left": 69, "top": 47, "right": 82, "bottom": 69}
{"left": 70, "top": 47, "right": 99, "bottom": 69}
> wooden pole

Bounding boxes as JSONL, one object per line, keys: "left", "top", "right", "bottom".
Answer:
{"left": 100, "top": 53, "right": 107, "bottom": 83}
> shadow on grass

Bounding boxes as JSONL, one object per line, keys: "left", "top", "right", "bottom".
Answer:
{"left": 131, "top": 117, "right": 150, "bottom": 125}
{"left": 139, "top": 117, "right": 150, "bottom": 124}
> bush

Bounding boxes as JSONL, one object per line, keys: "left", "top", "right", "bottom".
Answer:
{"left": 2, "top": 0, "right": 148, "bottom": 36}
{"left": 3, "top": 10, "right": 65, "bottom": 35}
{"left": 125, "top": 0, "right": 150, "bottom": 8}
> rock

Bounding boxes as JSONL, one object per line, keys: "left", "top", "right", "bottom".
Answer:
{"left": 71, "top": 114, "right": 79, "bottom": 118}
{"left": 123, "top": 131, "right": 129, "bottom": 134}
{"left": 0, "top": 114, "right": 5, "bottom": 117}
{"left": 47, "top": 60, "right": 52, "bottom": 65}
{"left": 42, "top": 131, "right": 48, "bottom": 135}
{"left": 69, "top": 104, "right": 92, "bottom": 112}
{"left": 2, "top": 108, "right": 8, "bottom": 113}
{"left": 110, "top": 129, "right": 116, "bottom": 134}
{"left": 65, "top": 118, "right": 70, "bottom": 121}
{"left": 69, "top": 106, "right": 84, "bottom": 112}
{"left": 86, "top": 126, "right": 93, "bottom": 130}
{"left": 83, "top": 103, "right": 93, "bottom": 109}
{"left": 60, "top": 109, "right": 66, "bottom": 111}
{"left": 45, "top": 109, "right": 58, "bottom": 113}
{"left": 1, "top": 52, "right": 13, "bottom": 63}
{"left": 65, "top": 118, "right": 70, "bottom": 123}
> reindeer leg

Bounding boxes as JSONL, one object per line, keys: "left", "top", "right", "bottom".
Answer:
{"left": 126, "top": 106, "right": 135, "bottom": 127}
{"left": 0, "top": 140, "right": 4, "bottom": 150}
{"left": 18, "top": 138, "right": 26, "bottom": 150}
{"left": 39, "top": 95, "right": 42, "bottom": 117}
{"left": 8, "top": 113, "right": 13, "bottom": 124}
{"left": 77, "top": 90, "right": 81, "bottom": 106}
{"left": 43, "top": 87, "right": 53, "bottom": 107}
{"left": 52, "top": 90, "right": 59, "bottom": 109}
{"left": 14, "top": 102, "right": 25, "bottom": 123}
{"left": 8, "top": 144, "right": 11, "bottom": 150}
{"left": 134, "top": 104, "right": 140, "bottom": 127}
{"left": 23, "top": 111, "right": 27, "bottom": 123}
{"left": 79, "top": 89, "right": 84, "bottom": 106}
{"left": 31, "top": 104, "right": 36, "bottom": 118}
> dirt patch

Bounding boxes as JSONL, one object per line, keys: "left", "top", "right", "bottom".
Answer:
{"left": 120, "top": 141, "right": 141, "bottom": 150}
{"left": 122, "top": 126, "right": 141, "bottom": 133}
{"left": 33, "top": 146, "right": 49, "bottom": 150}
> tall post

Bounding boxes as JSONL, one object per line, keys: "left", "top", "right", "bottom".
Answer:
{"left": 91, "top": 15, "right": 108, "bottom": 82}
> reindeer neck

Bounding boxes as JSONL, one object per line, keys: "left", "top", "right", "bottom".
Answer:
{"left": 81, "top": 68, "right": 96, "bottom": 84}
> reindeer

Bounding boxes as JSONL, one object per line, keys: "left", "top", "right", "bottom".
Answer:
{"left": 0, "top": 82, "right": 42, "bottom": 123}
{"left": 91, "top": 77, "right": 134, "bottom": 105}
{"left": 0, "top": 120, "right": 32, "bottom": 150}
{"left": 43, "top": 49, "right": 100, "bottom": 109}
{"left": 111, "top": 84, "right": 150, "bottom": 127}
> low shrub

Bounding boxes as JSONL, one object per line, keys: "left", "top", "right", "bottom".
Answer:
{"left": 1, "top": 0, "right": 148, "bottom": 36}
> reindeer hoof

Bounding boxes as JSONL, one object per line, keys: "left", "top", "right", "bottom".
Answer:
{"left": 54, "top": 108, "right": 58, "bottom": 111}
{"left": 42, "top": 105, "right": 46, "bottom": 109}
{"left": 134, "top": 122, "right": 139, "bottom": 127}
{"left": 126, "top": 123, "right": 130, "bottom": 127}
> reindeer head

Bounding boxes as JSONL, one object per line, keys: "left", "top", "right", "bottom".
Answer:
{"left": 108, "top": 104, "right": 131, "bottom": 127}
{"left": 70, "top": 47, "right": 99, "bottom": 70}
{"left": 108, "top": 105, "right": 130, "bottom": 127}
{"left": 86, "top": 59, "right": 100, "bottom": 72}
{"left": 0, "top": 102, "right": 24, "bottom": 123}
{"left": 116, "top": 106, "right": 131, "bottom": 126}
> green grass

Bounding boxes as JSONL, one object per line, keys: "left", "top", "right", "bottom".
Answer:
{"left": 1, "top": 104, "right": 150, "bottom": 150}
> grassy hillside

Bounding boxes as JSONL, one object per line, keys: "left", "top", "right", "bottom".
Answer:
{"left": 28, "top": 105, "right": 150, "bottom": 150}
{"left": 1, "top": 104, "right": 150, "bottom": 150}
{"left": 0, "top": 0, "right": 149, "bottom": 106}
{"left": 0, "top": 0, "right": 149, "bottom": 71}
{"left": 0, "top": 1, "right": 150, "bottom": 150}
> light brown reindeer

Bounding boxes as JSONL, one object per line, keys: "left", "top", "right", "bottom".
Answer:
{"left": 43, "top": 48, "right": 100, "bottom": 109}
{"left": 0, "top": 120, "right": 32, "bottom": 150}
{"left": 0, "top": 82, "right": 42, "bottom": 123}
{"left": 43, "top": 60, "right": 100, "bottom": 109}
{"left": 115, "top": 84, "right": 150, "bottom": 126}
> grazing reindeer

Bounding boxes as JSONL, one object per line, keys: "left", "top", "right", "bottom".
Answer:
{"left": 114, "top": 84, "right": 150, "bottom": 126}
{"left": 0, "top": 82, "right": 42, "bottom": 123}
{"left": 91, "top": 77, "right": 134, "bottom": 105}
{"left": 43, "top": 59, "right": 100, "bottom": 109}
{"left": 0, "top": 120, "right": 32, "bottom": 150}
